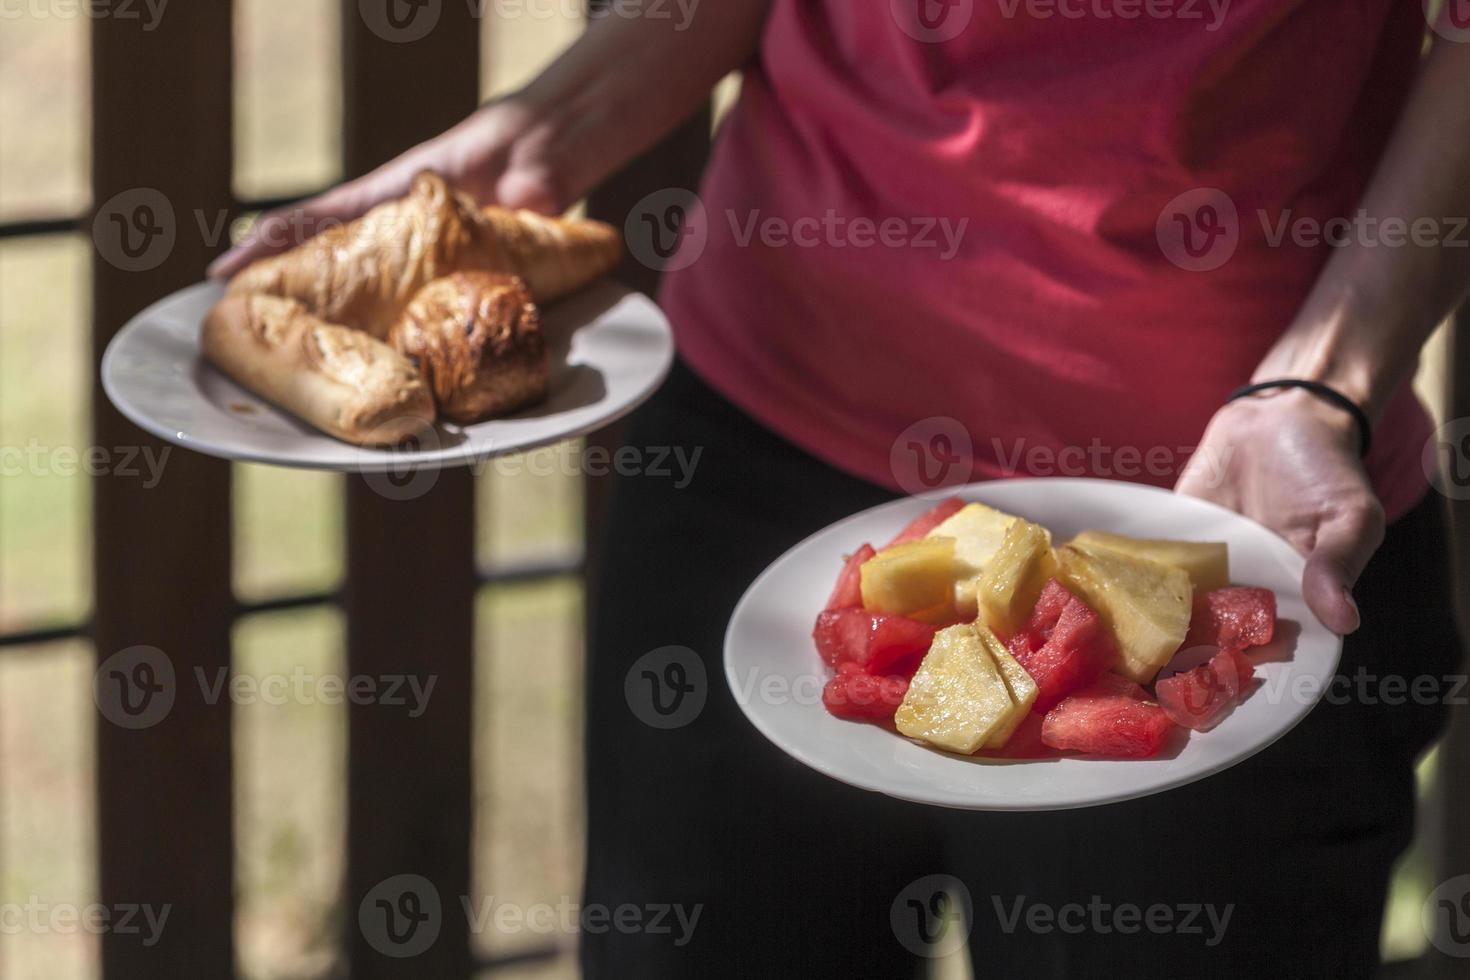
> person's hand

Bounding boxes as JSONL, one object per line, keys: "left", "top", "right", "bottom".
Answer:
{"left": 207, "top": 94, "right": 588, "bottom": 280}
{"left": 1175, "top": 388, "right": 1384, "bottom": 635}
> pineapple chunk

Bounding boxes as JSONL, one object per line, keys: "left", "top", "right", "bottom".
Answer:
{"left": 860, "top": 538, "right": 957, "bottom": 622}
{"left": 1069, "top": 530, "right": 1229, "bottom": 593}
{"left": 926, "top": 503, "right": 1019, "bottom": 618}
{"left": 896, "top": 624, "right": 1015, "bottom": 754}
{"left": 974, "top": 519, "right": 1057, "bottom": 638}
{"left": 1057, "top": 543, "right": 1193, "bottom": 684}
{"left": 976, "top": 624, "right": 1039, "bottom": 749}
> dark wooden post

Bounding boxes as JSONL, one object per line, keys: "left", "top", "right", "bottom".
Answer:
{"left": 340, "top": 3, "right": 481, "bottom": 977}
{"left": 91, "top": 6, "right": 236, "bottom": 978}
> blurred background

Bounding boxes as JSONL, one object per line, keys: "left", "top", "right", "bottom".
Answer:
{"left": 0, "top": 3, "right": 1463, "bottom": 979}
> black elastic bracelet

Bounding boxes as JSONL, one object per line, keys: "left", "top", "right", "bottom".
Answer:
{"left": 1227, "top": 379, "right": 1372, "bottom": 457}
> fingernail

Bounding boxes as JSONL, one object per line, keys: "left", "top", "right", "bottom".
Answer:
{"left": 1341, "top": 588, "right": 1361, "bottom": 632}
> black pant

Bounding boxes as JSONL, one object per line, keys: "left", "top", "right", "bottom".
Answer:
{"left": 581, "top": 359, "right": 1463, "bottom": 979}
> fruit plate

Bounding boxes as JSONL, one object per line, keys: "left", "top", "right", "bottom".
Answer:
{"left": 724, "top": 478, "right": 1339, "bottom": 811}
{"left": 100, "top": 279, "right": 673, "bottom": 472}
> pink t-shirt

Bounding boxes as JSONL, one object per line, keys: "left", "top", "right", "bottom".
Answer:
{"left": 659, "top": 0, "right": 1432, "bottom": 520}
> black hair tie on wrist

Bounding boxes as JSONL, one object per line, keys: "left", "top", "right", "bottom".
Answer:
{"left": 1226, "top": 379, "right": 1372, "bottom": 458}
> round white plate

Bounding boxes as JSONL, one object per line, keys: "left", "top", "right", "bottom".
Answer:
{"left": 725, "top": 478, "right": 1339, "bottom": 811}
{"left": 101, "top": 280, "right": 674, "bottom": 471}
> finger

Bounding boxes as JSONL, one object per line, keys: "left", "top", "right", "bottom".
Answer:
{"left": 1301, "top": 501, "right": 1385, "bottom": 635}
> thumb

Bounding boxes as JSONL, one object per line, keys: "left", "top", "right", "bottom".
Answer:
{"left": 1301, "top": 500, "right": 1385, "bottom": 636}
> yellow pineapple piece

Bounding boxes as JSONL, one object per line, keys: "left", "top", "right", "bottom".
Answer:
{"left": 976, "top": 624, "right": 1039, "bottom": 749}
{"left": 974, "top": 519, "right": 1057, "bottom": 638}
{"left": 1057, "top": 543, "right": 1193, "bottom": 684}
{"left": 896, "top": 624, "right": 1016, "bottom": 754}
{"left": 925, "top": 503, "right": 1020, "bottom": 617}
{"left": 1069, "top": 530, "right": 1229, "bottom": 593}
{"left": 860, "top": 538, "right": 957, "bottom": 622}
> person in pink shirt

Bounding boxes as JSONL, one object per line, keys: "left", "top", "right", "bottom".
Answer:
{"left": 215, "top": 2, "right": 1468, "bottom": 975}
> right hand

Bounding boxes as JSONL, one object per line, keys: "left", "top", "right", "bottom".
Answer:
{"left": 207, "top": 94, "right": 586, "bottom": 280}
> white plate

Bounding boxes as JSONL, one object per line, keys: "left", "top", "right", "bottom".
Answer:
{"left": 101, "top": 280, "right": 674, "bottom": 471}
{"left": 724, "top": 478, "right": 1339, "bottom": 811}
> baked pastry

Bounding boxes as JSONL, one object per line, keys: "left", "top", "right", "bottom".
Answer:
{"left": 388, "top": 272, "right": 548, "bottom": 425}
{"left": 226, "top": 171, "right": 620, "bottom": 339}
{"left": 202, "top": 293, "right": 436, "bottom": 446}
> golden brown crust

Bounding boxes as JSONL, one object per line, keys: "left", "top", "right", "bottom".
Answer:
{"left": 227, "top": 171, "right": 621, "bottom": 338}
{"left": 203, "top": 293, "right": 436, "bottom": 445}
{"left": 388, "top": 272, "right": 549, "bottom": 424}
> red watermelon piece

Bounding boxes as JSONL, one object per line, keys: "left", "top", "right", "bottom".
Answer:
{"left": 825, "top": 543, "right": 876, "bottom": 611}
{"left": 1092, "top": 671, "right": 1149, "bottom": 700}
{"left": 978, "top": 712, "right": 1056, "bottom": 759}
{"left": 822, "top": 663, "right": 909, "bottom": 721}
{"left": 1216, "top": 647, "right": 1256, "bottom": 688}
{"left": 1041, "top": 686, "right": 1176, "bottom": 758}
{"left": 1009, "top": 582, "right": 1117, "bottom": 711}
{"left": 884, "top": 496, "right": 966, "bottom": 547}
{"left": 1187, "top": 587, "right": 1277, "bottom": 653}
{"left": 812, "top": 609, "right": 937, "bottom": 675}
{"left": 1154, "top": 651, "right": 1242, "bottom": 731}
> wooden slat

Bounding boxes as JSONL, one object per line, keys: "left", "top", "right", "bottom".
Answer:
{"left": 90, "top": 6, "right": 236, "bottom": 979}
{"left": 340, "top": 3, "right": 481, "bottom": 977}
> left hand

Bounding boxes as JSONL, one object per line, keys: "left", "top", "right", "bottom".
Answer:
{"left": 1175, "top": 388, "right": 1385, "bottom": 635}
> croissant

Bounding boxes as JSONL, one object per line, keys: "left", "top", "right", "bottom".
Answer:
{"left": 202, "top": 293, "right": 436, "bottom": 446}
{"left": 389, "top": 272, "right": 548, "bottom": 425}
{"left": 227, "top": 171, "right": 621, "bottom": 339}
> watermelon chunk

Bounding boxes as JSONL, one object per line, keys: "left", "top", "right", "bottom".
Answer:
{"left": 822, "top": 663, "right": 909, "bottom": 721}
{"left": 978, "top": 712, "right": 1055, "bottom": 759}
{"left": 812, "top": 609, "right": 937, "bottom": 675}
{"left": 1092, "top": 671, "right": 1149, "bottom": 700}
{"left": 1154, "top": 651, "right": 1241, "bottom": 731}
{"left": 1187, "top": 587, "right": 1277, "bottom": 652}
{"left": 1008, "top": 582, "right": 1117, "bottom": 711}
{"left": 1217, "top": 647, "right": 1256, "bottom": 688}
{"left": 1041, "top": 686, "right": 1176, "bottom": 758}
{"left": 884, "top": 497, "right": 966, "bottom": 547}
{"left": 825, "top": 544, "right": 876, "bottom": 611}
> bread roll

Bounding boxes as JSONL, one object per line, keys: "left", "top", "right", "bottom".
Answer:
{"left": 389, "top": 272, "right": 548, "bottom": 425}
{"left": 202, "top": 293, "right": 436, "bottom": 446}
